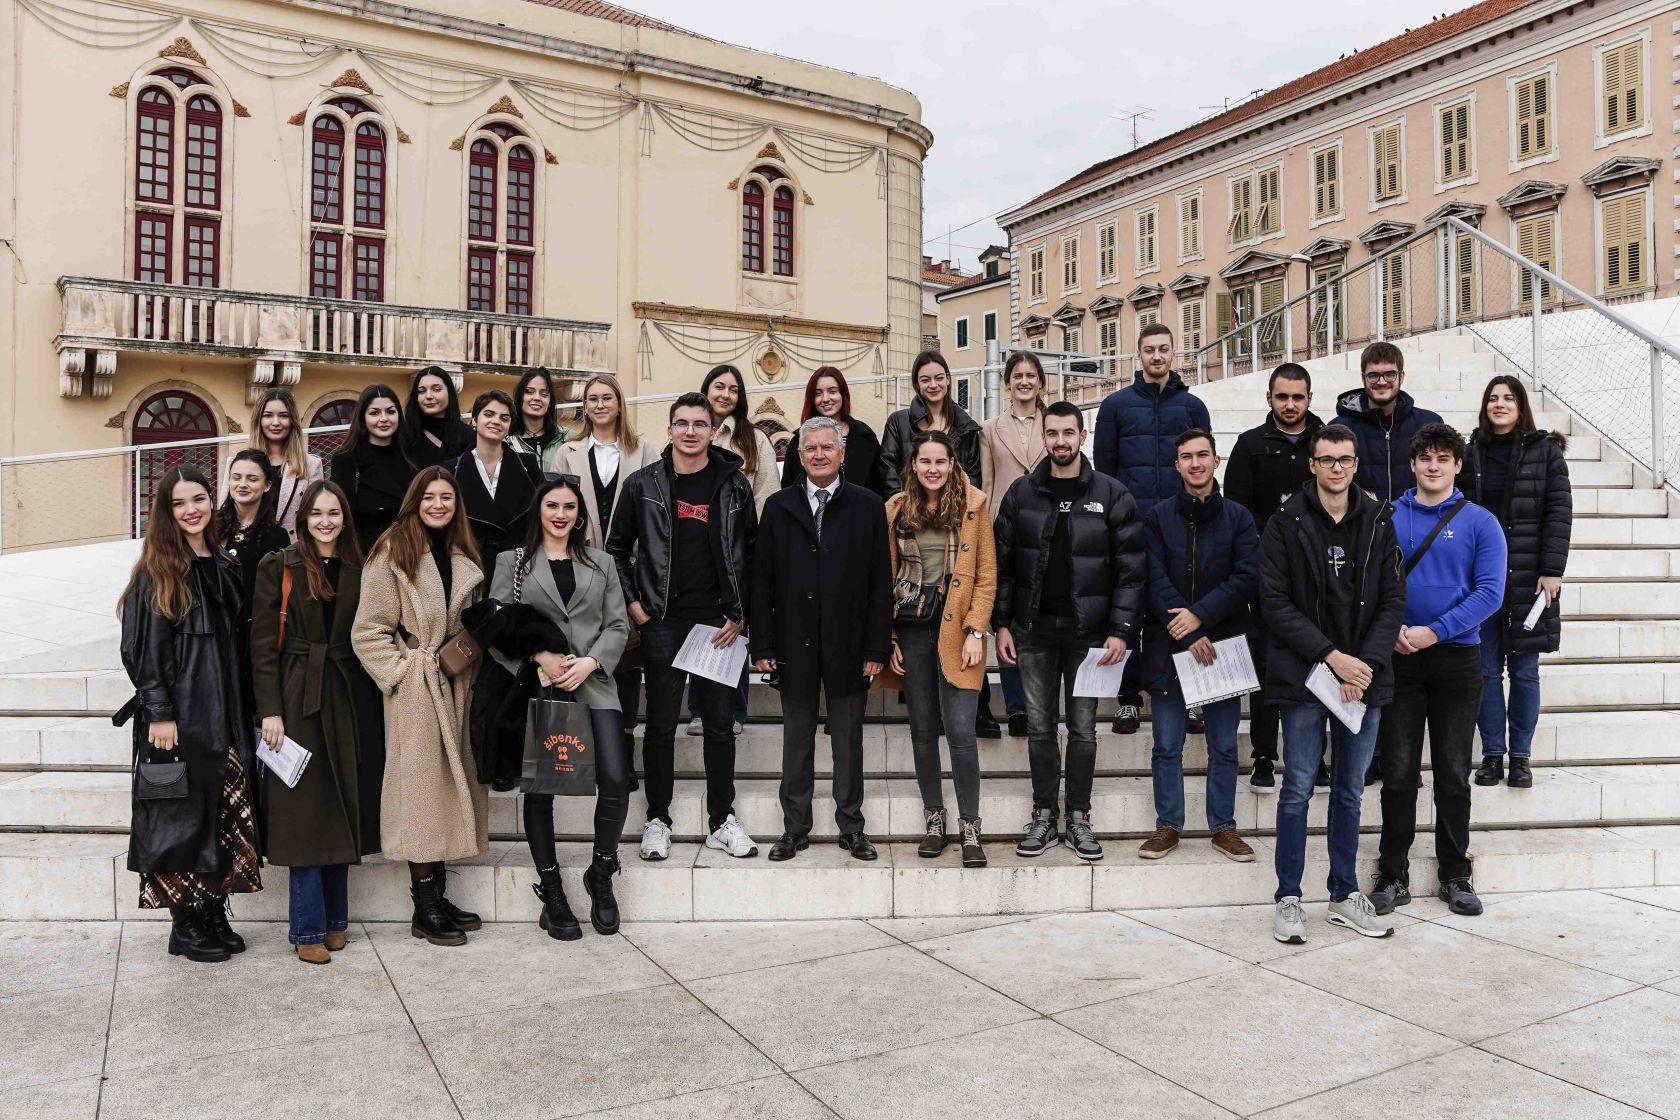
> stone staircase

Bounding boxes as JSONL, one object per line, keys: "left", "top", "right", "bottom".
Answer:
{"left": 3, "top": 328, "right": 1680, "bottom": 922}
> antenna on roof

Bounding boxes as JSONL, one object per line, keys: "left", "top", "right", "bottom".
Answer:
{"left": 1107, "top": 106, "right": 1155, "bottom": 150}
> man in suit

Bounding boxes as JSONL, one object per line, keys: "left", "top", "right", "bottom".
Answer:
{"left": 751, "top": 416, "right": 893, "bottom": 861}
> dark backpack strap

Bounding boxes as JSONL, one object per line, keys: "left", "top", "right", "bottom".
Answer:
{"left": 1403, "top": 499, "right": 1468, "bottom": 576}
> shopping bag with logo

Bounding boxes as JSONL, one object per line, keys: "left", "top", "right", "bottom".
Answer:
{"left": 521, "top": 693, "right": 597, "bottom": 796}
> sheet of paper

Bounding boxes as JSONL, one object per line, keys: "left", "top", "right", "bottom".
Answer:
{"left": 1171, "top": 637, "right": 1261, "bottom": 707}
{"left": 1072, "top": 646, "right": 1130, "bottom": 698}
{"left": 672, "top": 622, "right": 750, "bottom": 687}
{"left": 1306, "top": 661, "right": 1366, "bottom": 734}
{"left": 253, "top": 731, "right": 313, "bottom": 790}
{"left": 1522, "top": 591, "right": 1548, "bottom": 632}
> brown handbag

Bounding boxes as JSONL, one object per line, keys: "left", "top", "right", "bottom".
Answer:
{"left": 401, "top": 626, "right": 483, "bottom": 678}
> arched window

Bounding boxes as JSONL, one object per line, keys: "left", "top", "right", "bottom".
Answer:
{"left": 740, "top": 164, "right": 796, "bottom": 278}
{"left": 131, "top": 68, "right": 224, "bottom": 293}
{"left": 308, "top": 398, "right": 355, "bottom": 462}
{"left": 307, "top": 96, "right": 389, "bottom": 301}
{"left": 131, "top": 388, "right": 218, "bottom": 534}
{"left": 463, "top": 120, "right": 540, "bottom": 315}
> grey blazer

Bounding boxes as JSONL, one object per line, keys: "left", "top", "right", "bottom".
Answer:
{"left": 488, "top": 545, "right": 629, "bottom": 712}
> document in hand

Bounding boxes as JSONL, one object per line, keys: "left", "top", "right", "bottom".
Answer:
{"left": 1306, "top": 662, "right": 1366, "bottom": 734}
{"left": 672, "top": 622, "right": 750, "bottom": 687}
{"left": 253, "top": 731, "right": 313, "bottom": 789}
{"left": 1522, "top": 591, "right": 1548, "bottom": 632}
{"left": 1171, "top": 637, "right": 1261, "bottom": 707}
{"left": 1072, "top": 647, "right": 1130, "bottom": 698}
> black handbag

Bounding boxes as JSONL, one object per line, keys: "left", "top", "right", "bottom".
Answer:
{"left": 135, "top": 747, "right": 188, "bottom": 801}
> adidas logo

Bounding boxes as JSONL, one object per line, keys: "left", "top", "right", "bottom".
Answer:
{"left": 1442, "top": 529, "right": 1456, "bottom": 539}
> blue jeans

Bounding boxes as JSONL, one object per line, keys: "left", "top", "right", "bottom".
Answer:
{"left": 288, "top": 864, "right": 349, "bottom": 946}
{"left": 999, "top": 664, "right": 1026, "bottom": 716}
{"left": 1274, "top": 701, "right": 1381, "bottom": 903}
{"left": 1478, "top": 616, "right": 1541, "bottom": 759}
{"left": 1150, "top": 687, "right": 1242, "bottom": 832}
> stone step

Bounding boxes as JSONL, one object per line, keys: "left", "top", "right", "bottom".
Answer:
{"left": 1563, "top": 549, "right": 1679, "bottom": 581}
{"left": 1564, "top": 581, "right": 1680, "bottom": 619}
{"left": 1548, "top": 620, "right": 1680, "bottom": 661}
{"left": 6, "top": 760, "right": 1679, "bottom": 841}
{"left": 1572, "top": 518, "right": 1680, "bottom": 547}
{"left": 1567, "top": 489, "right": 1673, "bottom": 518}
{"left": 1206, "top": 430, "right": 1605, "bottom": 464}
{"left": 4, "top": 824, "right": 1676, "bottom": 921}
{"left": 1203, "top": 456, "right": 1631, "bottom": 490}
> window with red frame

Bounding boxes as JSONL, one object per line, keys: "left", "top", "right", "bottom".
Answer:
{"left": 136, "top": 88, "right": 173, "bottom": 205}
{"left": 310, "top": 233, "right": 340, "bottom": 298}
{"left": 467, "top": 247, "right": 496, "bottom": 312}
{"left": 132, "top": 69, "right": 223, "bottom": 304}
{"left": 462, "top": 124, "right": 541, "bottom": 313}
{"left": 506, "top": 145, "right": 534, "bottom": 246}
{"left": 468, "top": 140, "right": 497, "bottom": 242}
{"left": 506, "top": 253, "right": 533, "bottom": 316}
{"left": 741, "top": 180, "right": 764, "bottom": 272}
{"left": 353, "top": 238, "right": 383, "bottom": 302}
{"left": 183, "top": 96, "right": 220, "bottom": 210}
{"left": 772, "top": 186, "right": 793, "bottom": 276}
{"left": 307, "top": 99, "right": 388, "bottom": 300}
{"left": 310, "top": 117, "right": 344, "bottom": 224}
{"left": 353, "top": 122, "right": 385, "bottom": 228}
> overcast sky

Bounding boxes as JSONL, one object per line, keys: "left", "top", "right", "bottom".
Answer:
{"left": 627, "top": 0, "right": 1462, "bottom": 271}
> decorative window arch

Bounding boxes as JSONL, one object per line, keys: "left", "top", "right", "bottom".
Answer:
{"left": 461, "top": 117, "right": 542, "bottom": 315}
{"left": 130, "top": 386, "right": 219, "bottom": 533}
{"left": 740, "top": 163, "right": 797, "bottom": 278}
{"left": 305, "top": 93, "right": 395, "bottom": 302}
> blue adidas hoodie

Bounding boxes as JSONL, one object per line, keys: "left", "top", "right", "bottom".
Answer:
{"left": 1392, "top": 486, "right": 1507, "bottom": 645}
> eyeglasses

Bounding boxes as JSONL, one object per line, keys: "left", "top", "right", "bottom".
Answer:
{"left": 1311, "top": 455, "right": 1358, "bottom": 470}
{"left": 670, "top": 420, "right": 712, "bottom": 433}
{"left": 1363, "top": 372, "right": 1400, "bottom": 384}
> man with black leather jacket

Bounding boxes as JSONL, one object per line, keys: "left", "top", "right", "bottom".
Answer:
{"left": 606, "top": 393, "right": 759, "bottom": 864}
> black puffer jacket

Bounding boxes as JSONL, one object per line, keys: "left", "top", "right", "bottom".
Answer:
{"left": 1334, "top": 389, "right": 1444, "bottom": 503}
{"left": 1460, "top": 429, "right": 1572, "bottom": 653}
{"left": 1258, "top": 485, "right": 1407, "bottom": 707}
{"left": 991, "top": 456, "right": 1146, "bottom": 640}
{"left": 879, "top": 396, "right": 983, "bottom": 496}
{"left": 604, "top": 444, "right": 756, "bottom": 623}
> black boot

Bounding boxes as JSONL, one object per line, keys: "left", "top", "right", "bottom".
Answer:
{"left": 1507, "top": 757, "right": 1532, "bottom": 788}
{"left": 532, "top": 866, "right": 582, "bottom": 941}
{"left": 410, "top": 875, "right": 467, "bottom": 946}
{"left": 168, "top": 905, "right": 230, "bottom": 963}
{"left": 583, "top": 851, "right": 622, "bottom": 935}
{"left": 198, "top": 898, "right": 246, "bottom": 954}
{"left": 433, "top": 865, "right": 482, "bottom": 931}
{"left": 1475, "top": 755, "right": 1504, "bottom": 786}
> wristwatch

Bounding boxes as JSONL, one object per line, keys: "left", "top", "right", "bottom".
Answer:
{"left": 965, "top": 628, "right": 987, "bottom": 640}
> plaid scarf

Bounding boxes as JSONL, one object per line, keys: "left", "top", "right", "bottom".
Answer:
{"left": 892, "top": 513, "right": 954, "bottom": 606}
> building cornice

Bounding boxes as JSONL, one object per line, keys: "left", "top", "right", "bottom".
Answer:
{"left": 934, "top": 275, "right": 1010, "bottom": 301}
{"left": 632, "top": 302, "right": 889, "bottom": 343}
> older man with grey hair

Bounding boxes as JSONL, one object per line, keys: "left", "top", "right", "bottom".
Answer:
{"left": 750, "top": 415, "right": 893, "bottom": 861}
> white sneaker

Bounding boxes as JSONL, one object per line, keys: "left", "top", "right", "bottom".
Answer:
{"left": 640, "top": 818, "right": 671, "bottom": 861}
{"left": 705, "top": 813, "right": 759, "bottom": 858}
{"left": 685, "top": 717, "right": 703, "bottom": 737}
{"left": 732, "top": 720, "right": 745, "bottom": 735}
{"left": 1273, "top": 895, "right": 1306, "bottom": 944}
{"left": 1327, "top": 892, "right": 1395, "bottom": 938}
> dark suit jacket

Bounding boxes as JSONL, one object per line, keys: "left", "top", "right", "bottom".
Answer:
{"left": 749, "top": 480, "right": 892, "bottom": 698}
{"left": 448, "top": 447, "right": 542, "bottom": 576}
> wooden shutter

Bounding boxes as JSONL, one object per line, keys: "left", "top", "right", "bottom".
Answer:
{"left": 1373, "top": 123, "right": 1403, "bottom": 201}
{"left": 1227, "top": 178, "right": 1251, "bottom": 241}
{"left": 1063, "top": 236, "right": 1079, "bottom": 290}
{"left": 1603, "top": 193, "right": 1648, "bottom": 293}
{"left": 1313, "top": 147, "right": 1339, "bottom": 218}
{"left": 1439, "top": 102, "right": 1470, "bottom": 182}
{"left": 1029, "top": 247, "right": 1044, "bottom": 301}
{"left": 1180, "top": 298, "right": 1204, "bottom": 351}
{"left": 1137, "top": 209, "right": 1157, "bottom": 269}
{"left": 1452, "top": 232, "right": 1478, "bottom": 317}
{"left": 1217, "top": 290, "right": 1238, "bottom": 358}
{"left": 1257, "top": 168, "right": 1281, "bottom": 234}
{"left": 1602, "top": 41, "right": 1642, "bottom": 134}
{"left": 1257, "top": 277, "right": 1285, "bottom": 355}
{"left": 1099, "top": 319, "right": 1117, "bottom": 355}
{"left": 1098, "top": 222, "right": 1116, "bottom": 280}
{"left": 1381, "top": 256, "right": 1407, "bottom": 332}
{"left": 1179, "top": 196, "right": 1200, "bottom": 258}
{"left": 1515, "top": 214, "right": 1556, "bottom": 305}
{"left": 1515, "top": 73, "right": 1552, "bottom": 160}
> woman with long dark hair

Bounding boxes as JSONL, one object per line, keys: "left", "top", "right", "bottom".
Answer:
{"left": 781, "top": 365, "right": 884, "bottom": 493}
{"left": 702, "top": 363, "right": 779, "bottom": 512}
{"left": 448, "top": 389, "right": 542, "bottom": 579}
{"left": 216, "top": 449, "right": 291, "bottom": 623}
{"left": 1463, "top": 375, "right": 1572, "bottom": 789}
{"left": 879, "top": 350, "right": 983, "bottom": 497}
{"left": 117, "top": 466, "right": 260, "bottom": 963}
{"left": 250, "top": 481, "right": 384, "bottom": 964}
{"left": 351, "top": 466, "right": 487, "bottom": 946}
{"left": 488, "top": 476, "right": 632, "bottom": 938}
{"left": 509, "top": 367, "right": 568, "bottom": 470}
{"left": 329, "top": 384, "right": 414, "bottom": 553}
{"left": 225, "top": 389, "right": 323, "bottom": 541}
{"left": 400, "top": 366, "right": 474, "bottom": 470}
{"left": 874, "top": 430, "right": 996, "bottom": 868}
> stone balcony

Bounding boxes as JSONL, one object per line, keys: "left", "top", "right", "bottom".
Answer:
{"left": 53, "top": 276, "right": 612, "bottom": 399}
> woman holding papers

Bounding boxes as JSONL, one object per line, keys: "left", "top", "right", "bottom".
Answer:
{"left": 250, "top": 481, "right": 385, "bottom": 964}
{"left": 488, "top": 476, "right": 631, "bottom": 939}
{"left": 1461, "top": 376, "right": 1572, "bottom": 789}
{"left": 352, "top": 466, "right": 488, "bottom": 947}
{"left": 116, "top": 466, "right": 260, "bottom": 964}
{"left": 874, "top": 430, "right": 997, "bottom": 868}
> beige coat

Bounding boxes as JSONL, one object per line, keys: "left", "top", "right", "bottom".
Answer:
{"left": 556, "top": 436, "right": 660, "bottom": 549}
{"left": 351, "top": 548, "right": 488, "bottom": 863}
{"left": 980, "top": 410, "right": 1046, "bottom": 500}
{"left": 716, "top": 417, "right": 781, "bottom": 513}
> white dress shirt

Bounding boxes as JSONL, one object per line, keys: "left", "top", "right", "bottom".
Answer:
{"left": 805, "top": 476, "right": 841, "bottom": 517}
{"left": 587, "top": 435, "right": 621, "bottom": 486}
{"left": 472, "top": 447, "right": 502, "bottom": 497}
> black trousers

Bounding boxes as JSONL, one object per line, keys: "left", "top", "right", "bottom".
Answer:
{"left": 780, "top": 687, "right": 867, "bottom": 837}
{"left": 1247, "top": 626, "right": 1280, "bottom": 762}
{"left": 1377, "top": 642, "right": 1482, "bottom": 885}
{"left": 641, "top": 617, "right": 738, "bottom": 831}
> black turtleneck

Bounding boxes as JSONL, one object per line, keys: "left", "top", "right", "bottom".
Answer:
{"left": 1038, "top": 473, "right": 1085, "bottom": 619}
{"left": 1480, "top": 431, "right": 1516, "bottom": 522}
{"left": 428, "top": 527, "right": 453, "bottom": 603}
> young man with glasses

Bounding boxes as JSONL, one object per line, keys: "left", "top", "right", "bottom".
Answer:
{"left": 1259, "top": 424, "right": 1406, "bottom": 943}
{"left": 1335, "top": 342, "right": 1443, "bottom": 505}
{"left": 606, "top": 393, "right": 760, "bottom": 862}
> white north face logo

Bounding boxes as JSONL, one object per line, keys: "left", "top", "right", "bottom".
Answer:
{"left": 1083, "top": 502, "right": 1104, "bottom": 513}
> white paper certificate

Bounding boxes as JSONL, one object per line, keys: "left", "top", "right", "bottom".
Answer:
{"left": 253, "top": 731, "right": 313, "bottom": 789}
{"left": 672, "top": 623, "right": 750, "bottom": 687}
{"left": 1306, "top": 661, "right": 1367, "bottom": 734}
{"left": 1171, "top": 637, "right": 1261, "bottom": 707}
{"left": 1072, "top": 646, "right": 1130, "bottom": 698}
{"left": 1522, "top": 591, "right": 1548, "bottom": 632}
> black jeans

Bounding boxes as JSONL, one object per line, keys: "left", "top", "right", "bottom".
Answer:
{"left": 1015, "top": 616, "right": 1100, "bottom": 814}
{"left": 1247, "top": 627, "right": 1280, "bottom": 763}
{"left": 780, "top": 687, "right": 867, "bottom": 837}
{"left": 1378, "top": 642, "right": 1482, "bottom": 885}
{"left": 641, "top": 617, "right": 738, "bottom": 831}
{"left": 897, "top": 620, "right": 980, "bottom": 820}
{"left": 524, "top": 707, "right": 631, "bottom": 864}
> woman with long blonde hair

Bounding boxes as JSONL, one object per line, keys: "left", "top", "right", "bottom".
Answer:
{"left": 226, "top": 389, "right": 323, "bottom": 542}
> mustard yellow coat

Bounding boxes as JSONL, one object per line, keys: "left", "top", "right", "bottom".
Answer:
{"left": 874, "top": 486, "right": 997, "bottom": 692}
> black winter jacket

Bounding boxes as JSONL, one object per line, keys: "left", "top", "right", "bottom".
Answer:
{"left": 1140, "top": 485, "right": 1259, "bottom": 694}
{"left": 991, "top": 456, "right": 1146, "bottom": 640}
{"left": 1334, "top": 389, "right": 1444, "bottom": 504}
{"left": 1460, "top": 429, "right": 1572, "bottom": 653}
{"left": 1258, "top": 486, "right": 1407, "bottom": 707}
{"left": 604, "top": 444, "right": 757, "bottom": 624}
{"left": 1223, "top": 411, "right": 1325, "bottom": 532}
{"left": 879, "top": 396, "right": 983, "bottom": 496}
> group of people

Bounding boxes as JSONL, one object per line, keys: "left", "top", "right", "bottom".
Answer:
{"left": 116, "top": 326, "right": 1571, "bottom": 963}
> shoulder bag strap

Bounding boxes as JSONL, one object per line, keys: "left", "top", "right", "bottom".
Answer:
{"left": 1403, "top": 499, "right": 1468, "bottom": 577}
{"left": 512, "top": 547, "right": 525, "bottom": 603}
{"left": 276, "top": 565, "right": 293, "bottom": 651}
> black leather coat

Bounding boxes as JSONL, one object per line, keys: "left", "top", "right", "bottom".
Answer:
{"left": 879, "top": 397, "right": 983, "bottom": 495}
{"left": 1223, "top": 411, "right": 1325, "bottom": 532}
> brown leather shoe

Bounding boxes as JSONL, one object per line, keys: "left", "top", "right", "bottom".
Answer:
{"left": 323, "top": 930, "right": 348, "bottom": 952}
{"left": 296, "top": 943, "right": 331, "bottom": 965}
{"left": 1137, "top": 826, "right": 1179, "bottom": 859}
{"left": 1211, "top": 828, "right": 1255, "bottom": 863}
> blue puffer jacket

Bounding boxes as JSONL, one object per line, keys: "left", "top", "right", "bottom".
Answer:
{"left": 1333, "top": 388, "right": 1444, "bottom": 504}
{"left": 1093, "top": 372, "right": 1210, "bottom": 513}
{"left": 1140, "top": 484, "right": 1259, "bottom": 695}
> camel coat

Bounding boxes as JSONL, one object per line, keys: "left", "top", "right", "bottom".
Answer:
{"left": 874, "top": 486, "right": 997, "bottom": 692}
{"left": 351, "top": 547, "right": 488, "bottom": 863}
{"left": 980, "top": 410, "right": 1046, "bottom": 500}
{"left": 556, "top": 437, "right": 660, "bottom": 550}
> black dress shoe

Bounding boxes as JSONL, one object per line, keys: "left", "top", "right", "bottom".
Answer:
{"left": 769, "top": 834, "right": 809, "bottom": 862}
{"left": 1474, "top": 755, "right": 1503, "bottom": 786}
{"left": 836, "top": 832, "right": 878, "bottom": 861}
{"left": 1507, "top": 757, "right": 1533, "bottom": 788}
